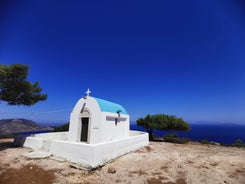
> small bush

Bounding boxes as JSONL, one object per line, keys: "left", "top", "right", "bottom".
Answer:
{"left": 232, "top": 139, "right": 245, "bottom": 148}
{"left": 200, "top": 139, "right": 210, "bottom": 144}
{"left": 163, "top": 133, "right": 190, "bottom": 144}
{"left": 53, "top": 122, "right": 69, "bottom": 132}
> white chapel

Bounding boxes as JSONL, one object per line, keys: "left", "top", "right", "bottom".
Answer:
{"left": 15, "top": 89, "right": 149, "bottom": 168}
{"left": 69, "top": 89, "right": 130, "bottom": 143}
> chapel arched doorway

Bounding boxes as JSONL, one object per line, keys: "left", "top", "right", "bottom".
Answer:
{"left": 80, "top": 109, "right": 90, "bottom": 142}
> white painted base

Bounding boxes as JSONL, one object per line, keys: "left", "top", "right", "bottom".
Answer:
{"left": 18, "top": 131, "right": 149, "bottom": 168}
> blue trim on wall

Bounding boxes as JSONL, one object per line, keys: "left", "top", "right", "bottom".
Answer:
{"left": 94, "top": 98, "right": 128, "bottom": 115}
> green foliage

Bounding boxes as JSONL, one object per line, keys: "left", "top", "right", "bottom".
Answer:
{"left": 53, "top": 122, "right": 69, "bottom": 132}
{"left": 137, "top": 114, "right": 190, "bottom": 140}
{"left": 0, "top": 64, "right": 47, "bottom": 106}
{"left": 162, "top": 133, "right": 190, "bottom": 144}
{"left": 232, "top": 139, "right": 245, "bottom": 148}
{"left": 200, "top": 139, "right": 210, "bottom": 144}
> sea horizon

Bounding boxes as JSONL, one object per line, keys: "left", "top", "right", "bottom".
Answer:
{"left": 38, "top": 119, "right": 245, "bottom": 126}
{"left": 37, "top": 120, "right": 245, "bottom": 145}
{"left": 130, "top": 122, "right": 245, "bottom": 145}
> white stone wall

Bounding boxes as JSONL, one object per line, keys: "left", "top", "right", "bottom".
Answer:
{"left": 34, "top": 132, "right": 68, "bottom": 141}
{"left": 22, "top": 131, "right": 149, "bottom": 168}
{"left": 23, "top": 137, "right": 43, "bottom": 151}
{"left": 50, "top": 141, "right": 94, "bottom": 167}
{"left": 100, "top": 112, "right": 129, "bottom": 142}
{"left": 50, "top": 131, "right": 149, "bottom": 168}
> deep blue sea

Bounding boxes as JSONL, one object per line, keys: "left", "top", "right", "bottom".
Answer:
{"left": 130, "top": 123, "right": 245, "bottom": 144}
{"left": 12, "top": 130, "right": 51, "bottom": 136}
{"left": 32, "top": 122, "right": 245, "bottom": 145}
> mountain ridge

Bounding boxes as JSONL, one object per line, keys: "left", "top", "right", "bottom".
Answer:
{"left": 0, "top": 118, "right": 53, "bottom": 138}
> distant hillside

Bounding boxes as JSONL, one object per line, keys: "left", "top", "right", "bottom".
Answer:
{"left": 0, "top": 118, "right": 53, "bottom": 138}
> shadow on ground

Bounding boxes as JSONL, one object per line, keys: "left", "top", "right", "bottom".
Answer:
{"left": 0, "top": 141, "right": 16, "bottom": 151}
{"left": 0, "top": 165, "right": 55, "bottom": 184}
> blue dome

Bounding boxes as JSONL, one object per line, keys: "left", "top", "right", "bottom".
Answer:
{"left": 94, "top": 98, "right": 128, "bottom": 115}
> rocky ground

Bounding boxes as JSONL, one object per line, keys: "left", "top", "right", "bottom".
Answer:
{"left": 0, "top": 138, "right": 245, "bottom": 184}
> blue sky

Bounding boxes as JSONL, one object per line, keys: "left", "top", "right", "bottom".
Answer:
{"left": 1, "top": 0, "right": 245, "bottom": 124}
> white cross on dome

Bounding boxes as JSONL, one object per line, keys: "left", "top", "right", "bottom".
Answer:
{"left": 85, "top": 88, "right": 91, "bottom": 97}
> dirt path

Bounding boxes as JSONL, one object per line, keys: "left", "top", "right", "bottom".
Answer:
{"left": 0, "top": 139, "right": 245, "bottom": 184}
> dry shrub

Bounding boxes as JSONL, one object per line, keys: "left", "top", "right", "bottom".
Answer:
{"left": 145, "top": 146, "right": 153, "bottom": 152}
{"left": 146, "top": 176, "right": 186, "bottom": 184}
{"left": 129, "top": 170, "right": 147, "bottom": 176}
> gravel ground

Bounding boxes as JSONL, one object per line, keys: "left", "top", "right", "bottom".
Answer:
{"left": 0, "top": 139, "right": 245, "bottom": 184}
